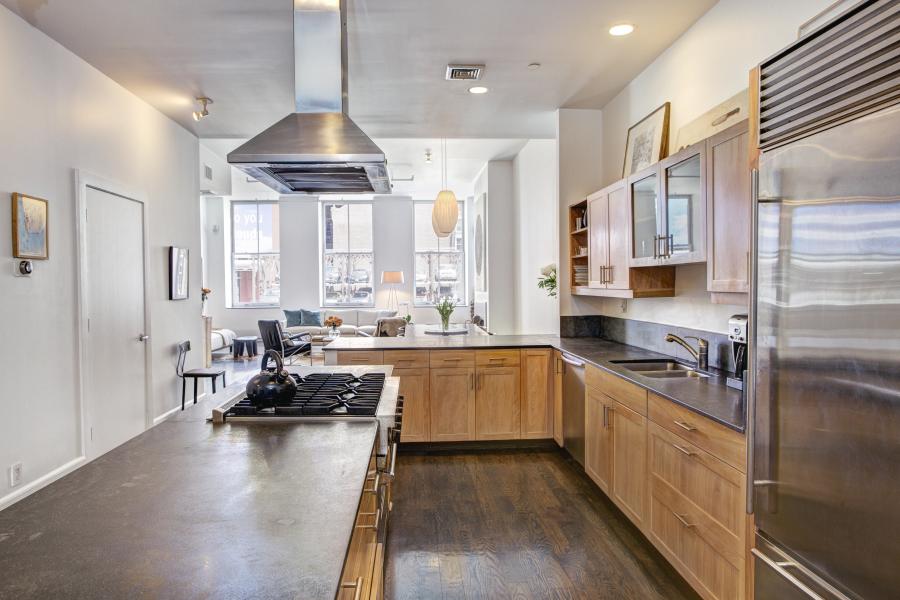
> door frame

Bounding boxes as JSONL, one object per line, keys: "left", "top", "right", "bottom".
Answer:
{"left": 73, "top": 169, "right": 153, "bottom": 460}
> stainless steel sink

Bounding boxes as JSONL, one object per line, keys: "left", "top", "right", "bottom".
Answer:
{"left": 610, "top": 359, "right": 710, "bottom": 379}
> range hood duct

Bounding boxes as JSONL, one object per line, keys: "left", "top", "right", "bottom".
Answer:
{"left": 228, "top": 0, "right": 390, "bottom": 195}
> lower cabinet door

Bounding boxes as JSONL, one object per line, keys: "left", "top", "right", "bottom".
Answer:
{"left": 612, "top": 401, "right": 647, "bottom": 528}
{"left": 521, "top": 349, "right": 553, "bottom": 439}
{"left": 429, "top": 367, "right": 476, "bottom": 442}
{"left": 553, "top": 351, "right": 564, "bottom": 447}
{"left": 394, "top": 368, "right": 430, "bottom": 443}
{"left": 585, "top": 388, "right": 613, "bottom": 494}
{"left": 475, "top": 367, "right": 521, "bottom": 440}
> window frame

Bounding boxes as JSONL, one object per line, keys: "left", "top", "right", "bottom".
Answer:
{"left": 413, "top": 199, "right": 468, "bottom": 307}
{"left": 320, "top": 200, "right": 376, "bottom": 308}
{"left": 229, "top": 199, "right": 281, "bottom": 309}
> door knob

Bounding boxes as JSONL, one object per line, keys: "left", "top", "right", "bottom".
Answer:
{"left": 138, "top": 334, "right": 150, "bottom": 342}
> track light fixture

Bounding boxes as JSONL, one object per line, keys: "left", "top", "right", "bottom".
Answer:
{"left": 193, "top": 97, "right": 213, "bottom": 121}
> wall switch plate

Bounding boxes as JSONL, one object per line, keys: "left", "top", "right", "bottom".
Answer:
{"left": 9, "top": 462, "right": 22, "bottom": 488}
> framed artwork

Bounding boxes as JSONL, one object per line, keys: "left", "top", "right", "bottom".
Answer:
{"left": 623, "top": 103, "right": 670, "bottom": 177}
{"left": 12, "top": 193, "right": 49, "bottom": 259}
{"left": 169, "top": 246, "right": 189, "bottom": 300}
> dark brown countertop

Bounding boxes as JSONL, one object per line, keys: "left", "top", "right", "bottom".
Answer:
{"left": 325, "top": 330, "right": 746, "bottom": 432}
{"left": 0, "top": 393, "right": 378, "bottom": 599}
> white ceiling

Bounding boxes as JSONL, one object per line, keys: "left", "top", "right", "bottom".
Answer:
{"left": 2, "top": 0, "right": 716, "bottom": 139}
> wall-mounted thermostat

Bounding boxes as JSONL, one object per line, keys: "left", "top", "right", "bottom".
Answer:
{"left": 14, "top": 260, "right": 33, "bottom": 276}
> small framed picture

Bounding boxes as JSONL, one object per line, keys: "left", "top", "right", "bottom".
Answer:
{"left": 12, "top": 193, "right": 49, "bottom": 260}
{"left": 169, "top": 246, "right": 189, "bottom": 300}
{"left": 623, "top": 103, "right": 671, "bottom": 177}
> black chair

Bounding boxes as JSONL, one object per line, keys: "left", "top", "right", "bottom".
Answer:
{"left": 176, "top": 341, "right": 226, "bottom": 410}
{"left": 258, "top": 320, "right": 311, "bottom": 366}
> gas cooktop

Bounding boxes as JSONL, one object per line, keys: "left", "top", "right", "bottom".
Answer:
{"left": 226, "top": 373, "right": 386, "bottom": 418}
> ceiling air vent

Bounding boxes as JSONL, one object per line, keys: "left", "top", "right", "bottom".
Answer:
{"left": 445, "top": 64, "right": 484, "bottom": 81}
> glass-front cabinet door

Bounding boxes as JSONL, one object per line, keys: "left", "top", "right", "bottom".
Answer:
{"left": 629, "top": 167, "right": 660, "bottom": 266}
{"left": 660, "top": 142, "right": 706, "bottom": 264}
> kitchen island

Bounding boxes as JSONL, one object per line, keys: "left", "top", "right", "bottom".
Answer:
{"left": 0, "top": 382, "right": 378, "bottom": 599}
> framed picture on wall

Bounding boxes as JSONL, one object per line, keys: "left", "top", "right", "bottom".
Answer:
{"left": 622, "top": 102, "right": 671, "bottom": 177}
{"left": 11, "top": 193, "right": 49, "bottom": 260}
{"left": 169, "top": 246, "right": 189, "bottom": 300}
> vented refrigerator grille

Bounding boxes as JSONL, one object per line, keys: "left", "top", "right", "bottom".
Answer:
{"left": 758, "top": 0, "right": 900, "bottom": 149}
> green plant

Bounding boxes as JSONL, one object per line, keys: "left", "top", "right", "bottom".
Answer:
{"left": 537, "top": 263, "right": 557, "bottom": 297}
{"left": 434, "top": 297, "right": 455, "bottom": 331}
{"left": 404, "top": 314, "right": 412, "bottom": 324}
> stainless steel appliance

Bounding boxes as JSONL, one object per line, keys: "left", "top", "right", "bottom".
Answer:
{"left": 561, "top": 353, "right": 586, "bottom": 466}
{"left": 726, "top": 315, "right": 747, "bottom": 390}
{"left": 751, "top": 3, "right": 900, "bottom": 598}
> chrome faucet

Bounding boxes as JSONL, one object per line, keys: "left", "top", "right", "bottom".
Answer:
{"left": 665, "top": 334, "right": 709, "bottom": 371}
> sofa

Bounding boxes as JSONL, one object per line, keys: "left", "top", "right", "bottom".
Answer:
{"left": 283, "top": 308, "right": 398, "bottom": 339}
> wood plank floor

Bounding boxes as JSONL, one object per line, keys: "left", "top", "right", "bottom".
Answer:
{"left": 385, "top": 448, "right": 699, "bottom": 600}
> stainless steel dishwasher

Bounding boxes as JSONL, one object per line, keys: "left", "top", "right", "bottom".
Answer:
{"left": 560, "top": 353, "right": 586, "bottom": 466}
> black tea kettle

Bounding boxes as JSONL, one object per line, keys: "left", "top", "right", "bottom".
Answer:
{"left": 245, "top": 350, "right": 297, "bottom": 409}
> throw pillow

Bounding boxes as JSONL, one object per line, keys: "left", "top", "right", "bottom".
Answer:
{"left": 283, "top": 309, "right": 303, "bottom": 327}
{"left": 300, "top": 309, "right": 323, "bottom": 326}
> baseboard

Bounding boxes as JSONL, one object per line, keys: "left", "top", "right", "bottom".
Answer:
{"left": 399, "top": 439, "right": 559, "bottom": 454}
{"left": 152, "top": 392, "right": 210, "bottom": 425}
{"left": 0, "top": 456, "right": 87, "bottom": 512}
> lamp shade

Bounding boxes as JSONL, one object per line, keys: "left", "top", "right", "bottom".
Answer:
{"left": 432, "top": 189, "right": 459, "bottom": 238}
{"left": 381, "top": 270, "right": 405, "bottom": 284}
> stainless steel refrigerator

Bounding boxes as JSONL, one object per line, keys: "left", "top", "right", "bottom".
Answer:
{"left": 751, "top": 3, "right": 900, "bottom": 598}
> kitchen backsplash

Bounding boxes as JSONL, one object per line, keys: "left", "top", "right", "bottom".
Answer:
{"left": 560, "top": 315, "right": 734, "bottom": 372}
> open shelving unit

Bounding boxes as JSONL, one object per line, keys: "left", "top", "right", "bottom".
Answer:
{"left": 568, "top": 200, "right": 589, "bottom": 289}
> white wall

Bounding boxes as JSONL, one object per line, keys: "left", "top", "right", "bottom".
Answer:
{"left": 512, "top": 140, "right": 559, "bottom": 334}
{"left": 559, "top": 0, "right": 834, "bottom": 334}
{"left": 0, "top": 6, "right": 201, "bottom": 506}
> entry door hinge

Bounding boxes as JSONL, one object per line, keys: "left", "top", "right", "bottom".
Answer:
{"left": 87, "top": 318, "right": 91, "bottom": 332}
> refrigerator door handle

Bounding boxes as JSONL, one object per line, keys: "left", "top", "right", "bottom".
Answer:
{"left": 747, "top": 167, "right": 759, "bottom": 515}
{"left": 751, "top": 549, "right": 828, "bottom": 600}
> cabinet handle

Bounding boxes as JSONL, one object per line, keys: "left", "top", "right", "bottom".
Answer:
{"left": 652, "top": 235, "right": 660, "bottom": 259}
{"left": 674, "top": 512, "right": 696, "bottom": 528}
{"left": 356, "top": 508, "right": 381, "bottom": 531}
{"left": 606, "top": 265, "right": 613, "bottom": 285}
{"left": 750, "top": 549, "right": 827, "bottom": 600}
{"left": 470, "top": 373, "right": 474, "bottom": 390}
{"left": 340, "top": 577, "right": 363, "bottom": 600}
{"left": 672, "top": 442, "right": 696, "bottom": 457}
{"left": 602, "top": 404, "right": 609, "bottom": 428}
{"left": 444, "top": 357, "right": 462, "bottom": 361}
{"left": 666, "top": 234, "right": 674, "bottom": 258}
{"left": 673, "top": 420, "right": 697, "bottom": 432}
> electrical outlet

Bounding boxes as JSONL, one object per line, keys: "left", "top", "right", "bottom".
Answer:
{"left": 9, "top": 462, "right": 22, "bottom": 488}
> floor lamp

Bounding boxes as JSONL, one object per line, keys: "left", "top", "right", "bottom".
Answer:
{"left": 381, "top": 271, "right": 404, "bottom": 312}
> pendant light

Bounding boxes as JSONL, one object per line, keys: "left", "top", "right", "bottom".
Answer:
{"left": 432, "top": 138, "right": 459, "bottom": 238}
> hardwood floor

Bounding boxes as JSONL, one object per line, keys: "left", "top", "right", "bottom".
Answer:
{"left": 385, "top": 448, "right": 699, "bottom": 600}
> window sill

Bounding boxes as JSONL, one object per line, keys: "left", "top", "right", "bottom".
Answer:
{"left": 226, "top": 304, "right": 280, "bottom": 310}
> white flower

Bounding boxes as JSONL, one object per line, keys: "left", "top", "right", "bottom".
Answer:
{"left": 540, "top": 264, "right": 557, "bottom": 277}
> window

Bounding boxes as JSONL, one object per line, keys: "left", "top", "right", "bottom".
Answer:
{"left": 414, "top": 200, "right": 466, "bottom": 305}
{"left": 322, "top": 202, "right": 374, "bottom": 306}
{"left": 231, "top": 201, "right": 280, "bottom": 307}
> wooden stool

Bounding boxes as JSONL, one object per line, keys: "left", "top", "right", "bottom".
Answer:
{"left": 233, "top": 336, "right": 259, "bottom": 359}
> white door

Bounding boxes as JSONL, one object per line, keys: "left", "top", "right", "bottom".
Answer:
{"left": 84, "top": 185, "right": 149, "bottom": 458}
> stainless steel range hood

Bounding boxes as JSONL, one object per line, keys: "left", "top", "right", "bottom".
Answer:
{"left": 228, "top": 0, "right": 390, "bottom": 195}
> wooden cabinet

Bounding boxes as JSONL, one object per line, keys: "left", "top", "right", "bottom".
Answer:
{"left": 429, "top": 367, "right": 476, "bottom": 442}
{"left": 394, "top": 368, "right": 430, "bottom": 443}
{"left": 475, "top": 366, "right": 521, "bottom": 440}
{"left": 338, "top": 448, "right": 382, "bottom": 600}
{"left": 336, "top": 350, "right": 384, "bottom": 366}
{"left": 585, "top": 388, "right": 613, "bottom": 494}
{"left": 521, "top": 349, "right": 553, "bottom": 439}
{"left": 576, "top": 179, "right": 675, "bottom": 299}
{"left": 611, "top": 401, "right": 648, "bottom": 528}
{"left": 553, "top": 351, "right": 564, "bottom": 446}
{"left": 706, "top": 120, "right": 751, "bottom": 299}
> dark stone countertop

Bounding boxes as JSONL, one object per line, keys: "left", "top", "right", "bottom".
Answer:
{"left": 0, "top": 393, "right": 378, "bottom": 600}
{"left": 325, "top": 330, "right": 745, "bottom": 432}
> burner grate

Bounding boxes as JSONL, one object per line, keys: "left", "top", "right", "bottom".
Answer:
{"left": 227, "top": 372, "right": 386, "bottom": 418}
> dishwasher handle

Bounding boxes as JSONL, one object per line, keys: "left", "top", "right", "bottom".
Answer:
{"left": 560, "top": 354, "right": 585, "bottom": 368}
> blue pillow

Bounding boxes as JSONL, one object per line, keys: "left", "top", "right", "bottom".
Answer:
{"left": 300, "top": 309, "right": 322, "bottom": 326}
{"left": 284, "top": 309, "right": 303, "bottom": 327}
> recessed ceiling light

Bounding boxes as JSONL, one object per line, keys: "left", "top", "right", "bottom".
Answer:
{"left": 528, "top": 62, "right": 541, "bottom": 71}
{"left": 468, "top": 86, "right": 489, "bottom": 94}
{"left": 609, "top": 23, "right": 635, "bottom": 36}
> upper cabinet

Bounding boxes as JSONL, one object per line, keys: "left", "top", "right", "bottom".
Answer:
{"left": 706, "top": 120, "right": 751, "bottom": 300}
{"left": 629, "top": 141, "right": 707, "bottom": 267}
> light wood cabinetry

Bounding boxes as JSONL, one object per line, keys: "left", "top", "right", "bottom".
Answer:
{"left": 430, "top": 350, "right": 475, "bottom": 369}
{"left": 336, "top": 350, "right": 384, "bottom": 366}
{"left": 584, "top": 387, "right": 613, "bottom": 494}
{"left": 383, "top": 350, "right": 429, "bottom": 369}
{"left": 476, "top": 349, "right": 520, "bottom": 368}
{"left": 568, "top": 199, "right": 589, "bottom": 288}
{"left": 394, "top": 368, "right": 430, "bottom": 443}
{"left": 429, "top": 367, "right": 476, "bottom": 442}
{"left": 475, "top": 366, "right": 521, "bottom": 440}
{"left": 553, "top": 351, "right": 564, "bottom": 446}
{"left": 577, "top": 180, "right": 675, "bottom": 299}
{"left": 706, "top": 120, "right": 751, "bottom": 300}
{"left": 611, "top": 401, "right": 648, "bottom": 528}
{"left": 521, "top": 349, "right": 553, "bottom": 439}
{"left": 338, "top": 448, "right": 383, "bottom": 600}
